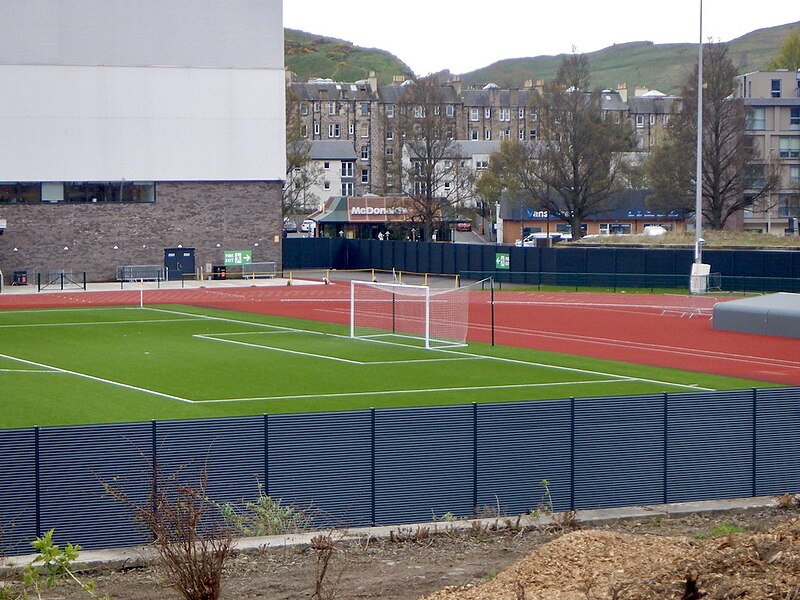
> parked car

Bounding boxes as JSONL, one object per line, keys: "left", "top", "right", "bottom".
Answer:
{"left": 283, "top": 219, "right": 297, "bottom": 233}
{"left": 301, "top": 219, "right": 316, "bottom": 233}
{"left": 455, "top": 221, "right": 472, "bottom": 232}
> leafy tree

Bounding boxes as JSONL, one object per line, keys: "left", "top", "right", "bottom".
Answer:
{"left": 283, "top": 88, "right": 322, "bottom": 215}
{"left": 396, "top": 76, "right": 475, "bottom": 240}
{"left": 766, "top": 29, "right": 800, "bottom": 70}
{"left": 646, "top": 43, "right": 777, "bottom": 229}
{"left": 484, "top": 54, "right": 633, "bottom": 240}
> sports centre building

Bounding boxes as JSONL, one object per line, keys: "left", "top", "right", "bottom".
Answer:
{"left": 0, "top": 0, "right": 285, "bottom": 283}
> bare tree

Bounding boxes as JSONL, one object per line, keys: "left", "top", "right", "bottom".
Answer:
{"left": 646, "top": 43, "right": 777, "bottom": 229}
{"left": 484, "top": 55, "right": 633, "bottom": 240}
{"left": 284, "top": 88, "right": 322, "bottom": 215}
{"left": 396, "top": 76, "right": 474, "bottom": 240}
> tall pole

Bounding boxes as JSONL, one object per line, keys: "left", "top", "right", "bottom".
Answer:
{"left": 694, "top": 0, "right": 704, "bottom": 263}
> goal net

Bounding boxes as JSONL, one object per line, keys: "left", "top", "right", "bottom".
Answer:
{"left": 350, "top": 281, "right": 470, "bottom": 349}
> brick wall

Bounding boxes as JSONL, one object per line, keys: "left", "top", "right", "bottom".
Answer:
{"left": 0, "top": 181, "right": 282, "bottom": 282}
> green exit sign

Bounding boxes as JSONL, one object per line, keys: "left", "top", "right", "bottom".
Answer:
{"left": 223, "top": 250, "right": 253, "bottom": 266}
{"left": 495, "top": 253, "right": 510, "bottom": 270}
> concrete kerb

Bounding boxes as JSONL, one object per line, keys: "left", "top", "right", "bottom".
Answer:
{"left": 0, "top": 495, "right": 779, "bottom": 573}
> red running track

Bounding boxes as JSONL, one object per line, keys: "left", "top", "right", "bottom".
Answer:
{"left": 1, "top": 282, "right": 798, "bottom": 385}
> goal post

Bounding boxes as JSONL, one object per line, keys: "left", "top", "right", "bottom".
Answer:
{"left": 350, "top": 280, "right": 470, "bottom": 349}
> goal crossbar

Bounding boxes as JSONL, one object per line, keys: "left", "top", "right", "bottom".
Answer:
{"left": 350, "top": 280, "right": 469, "bottom": 349}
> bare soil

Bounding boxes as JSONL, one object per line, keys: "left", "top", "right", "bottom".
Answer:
{"left": 13, "top": 504, "right": 800, "bottom": 599}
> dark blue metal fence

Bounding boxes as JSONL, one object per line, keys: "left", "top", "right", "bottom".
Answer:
{"left": 283, "top": 239, "right": 800, "bottom": 291}
{"left": 1, "top": 387, "right": 798, "bottom": 555}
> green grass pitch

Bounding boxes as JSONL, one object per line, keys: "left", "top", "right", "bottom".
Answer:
{"left": 0, "top": 305, "right": 778, "bottom": 429}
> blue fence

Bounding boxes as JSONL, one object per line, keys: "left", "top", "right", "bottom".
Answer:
{"left": 1, "top": 387, "right": 799, "bottom": 555}
{"left": 283, "top": 239, "right": 800, "bottom": 291}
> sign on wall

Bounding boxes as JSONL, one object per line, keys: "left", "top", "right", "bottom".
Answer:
{"left": 224, "top": 250, "right": 253, "bottom": 266}
{"left": 495, "top": 252, "right": 510, "bottom": 270}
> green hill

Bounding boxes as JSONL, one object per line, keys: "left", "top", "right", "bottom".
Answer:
{"left": 286, "top": 22, "right": 800, "bottom": 92}
{"left": 285, "top": 29, "right": 413, "bottom": 84}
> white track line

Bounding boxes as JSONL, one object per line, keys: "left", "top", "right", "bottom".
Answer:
{"left": 0, "top": 352, "right": 192, "bottom": 403}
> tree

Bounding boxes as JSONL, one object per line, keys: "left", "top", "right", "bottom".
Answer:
{"left": 484, "top": 54, "right": 633, "bottom": 240}
{"left": 646, "top": 43, "right": 777, "bottom": 229}
{"left": 766, "top": 29, "right": 800, "bottom": 71}
{"left": 283, "top": 88, "right": 322, "bottom": 215}
{"left": 396, "top": 76, "right": 475, "bottom": 240}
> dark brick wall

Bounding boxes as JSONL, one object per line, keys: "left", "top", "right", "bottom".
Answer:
{"left": 0, "top": 181, "right": 282, "bottom": 282}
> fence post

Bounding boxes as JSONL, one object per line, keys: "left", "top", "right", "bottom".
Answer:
{"left": 472, "top": 403, "right": 478, "bottom": 513}
{"left": 151, "top": 420, "right": 158, "bottom": 520}
{"left": 570, "top": 397, "right": 575, "bottom": 511}
{"left": 752, "top": 388, "right": 758, "bottom": 498}
{"left": 663, "top": 392, "right": 669, "bottom": 505}
{"left": 370, "top": 408, "right": 376, "bottom": 527}
{"left": 34, "top": 426, "right": 41, "bottom": 538}
{"left": 264, "top": 414, "right": 270, "bottom": 496}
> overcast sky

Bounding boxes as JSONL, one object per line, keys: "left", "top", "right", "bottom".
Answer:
{"left": 283, "top": 0, "right": 799, "bottom": 75}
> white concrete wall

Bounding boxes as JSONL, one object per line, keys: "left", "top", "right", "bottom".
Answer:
{"left": 0, "top": 0, "right": 285, "bottom": 183}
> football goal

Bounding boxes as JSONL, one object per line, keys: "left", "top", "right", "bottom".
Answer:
{"left": 350, "top": 280, "right": 471, "bottom": 349}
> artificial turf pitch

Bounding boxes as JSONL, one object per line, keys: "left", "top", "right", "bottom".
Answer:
{"left": 0, "top": 304, "right": 778, "bottom": 429}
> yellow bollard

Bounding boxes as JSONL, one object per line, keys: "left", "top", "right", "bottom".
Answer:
{"left": 424, "top": 273, "right": 428, "bottom": 286}
{"left": 287, "top": 271, "right": 293, "bottom": 286}
{"left": 371, "top": 268, "right": 376, "bottom": 282}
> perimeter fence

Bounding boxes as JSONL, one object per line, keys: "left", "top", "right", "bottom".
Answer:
{"left": 1, "top": 387, "right": 798, "bottom": 555}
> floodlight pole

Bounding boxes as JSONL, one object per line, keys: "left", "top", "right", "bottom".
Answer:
{"left": 694, "top": 0, "right": 704, "bottom": 264}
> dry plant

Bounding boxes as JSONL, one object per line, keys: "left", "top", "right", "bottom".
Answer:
{"left": 310, "top": 533, "right": 348, "bottom": 600}
{"left": 103, "top": 466, "right": 232, "bottom": 600}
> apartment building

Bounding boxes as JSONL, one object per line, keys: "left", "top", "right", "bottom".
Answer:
{"left": 737, "top": 70, "right": 800, "bottom": 234}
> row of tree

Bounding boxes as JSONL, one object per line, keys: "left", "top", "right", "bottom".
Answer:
{"left": 284, "top": 30, "right": 800, "bottom": 240}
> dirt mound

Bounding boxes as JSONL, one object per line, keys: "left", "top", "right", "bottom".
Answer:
{"left": 423, "top": 518, "right": 800, "bottom": 599}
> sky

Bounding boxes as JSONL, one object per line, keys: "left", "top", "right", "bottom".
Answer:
{"left": 283, "top": 0, "right": 799, "bottom": 75}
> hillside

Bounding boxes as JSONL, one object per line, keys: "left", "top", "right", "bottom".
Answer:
{"left": 286, "top": 21, "right": 799, "bottom": 92}
{"left": 285, "top": 29, "right": 413, "bottom": 84}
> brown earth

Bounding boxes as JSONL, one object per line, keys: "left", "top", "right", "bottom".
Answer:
{"left": 11, "top": 503, "right": 800, "bottom": 600}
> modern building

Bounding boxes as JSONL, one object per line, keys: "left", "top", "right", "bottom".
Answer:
{"left": 0, "top": 0, "right": 286, "bottom": 283}
{"left": 737, "top": 70, "right": 800, "bottom": 235}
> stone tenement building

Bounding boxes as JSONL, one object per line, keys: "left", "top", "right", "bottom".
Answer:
{"left": 287, "top": 73, "right": 678, "bottom": 200}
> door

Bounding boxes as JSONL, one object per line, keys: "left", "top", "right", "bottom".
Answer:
{"left": 164, "top": 247, "right": 195, "bottom": 281}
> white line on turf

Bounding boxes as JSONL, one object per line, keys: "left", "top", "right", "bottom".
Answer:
{"left": 0, "top": 352, "right": 192, "bottom": 403}
{"left": 0, "top": 368, "right": 57, "bottom": 373}
{"left": 0, "top": 318, "right": 200, "bottom": 329}
{"left": 202, "top": 378, "right": 704, "bottom": 404}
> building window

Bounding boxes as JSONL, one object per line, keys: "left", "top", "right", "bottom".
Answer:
{"left": 779, "top": 136, "right": 800, "bottom": 158}
{"left": 323, "top": 181, "right": 331, "bottom": 190}
{"left": 386, "top": 147, "right": 394, "bottom": 158}
{"left": 485, "top": 107, "right": 491, "bottom": 119}
{"left": 744, "top": 164, "right": 766, "bottom": 189}
{"left": 635, "top": 115, "right": 644, "bottom": 128}
{"left": 771, "top": 79, "right": 782, "bottom": 98}
{"left": 484, "top": 129, "right": 492, "bottom": 140}
{"left": 301, "top": 124, "right": 308, "bottom": 137}
{"left": 476, "top": 160, "right": 489, "bottom": 170}
{"left": 649, "top": 115, "right": 656, "bottom": 125}
{"left": 599, "top": 223, "right": 631, "bottom": 235}
{"left": 530, "top": 110, "right": 537, "bottom": 122}
{"left": 746, "top": 107, "right": 766, "bottom": 130}
{"left": 300, "top": 103, "right": 309, "bottom": 116}
{"left": 341, "top": 162, "right": 354, "bottom": 177}
{"left": 446, "top": 104, "right": 454, "bottom": 117}
{"left": 499, "top": 108, "right": 510, "bottom": 121}
{"left": 360, "top": 102, "right": 370, "bottom": 115}
{"left": 314, "top": 123, "right": 320, "bottom": 136}
{"left": 791, "top": 107, "right": 800, "bottom": 128}
{"left": 386, "top": 104, "right": 394, "bottom": 118}
{"left": 313, "top": 101, "right": 320, "bottom": 113}
{"left": 471, "top": 129, "right": 479, "bottom": 140}
{"left": 9, "top": 181, "right": 155, "bottom": 204}
{"left": 434, "top": 105, "right": 440, "bottom": 116}
{"left": 328, "top": 123, "right": 340, "bottom": 138}
{"left": 323, "top": 161, "right": 331, "bottom": 170}
{"left": 778, "top": 194, "right": 799, "bottom": 217}
{"left": 414, "top": 105, "right": 424, "bottom": 118}
{"left": 499, "top": 129, "right": 510, "bottom": 139}
{"left": 790, "top": 164, "right": 800, "bottom": 184}
{"left": 470, "top": 108, "right": 479, "bottom": 121}
{"left": 518, "top": 107, "right": 525, "bottom": 119}
{"left": 328, "top": 102, "right": 336, "bottom": 115}
{"left": 519, "top": 129, "right": 525, "bottom": 140}
{"left": 386, "top": 129, "right": 394, "bottom": 140}
{"left": 361, "top": 169, "right": 369, "bottom": 183}
{"left": 349, "top": 123, "right": 355, "bottom": 136}
{"left": 662, "top": 114, "right": 670, "bottom": 125}
{"left": 342, "top": 182, "right": 354, "bottom": 196}
{"left": 361, "top": 145, "right": 369, "bottom": 160}
{"left": 529, "top": 129, "right": 537, "bottom": 140}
